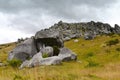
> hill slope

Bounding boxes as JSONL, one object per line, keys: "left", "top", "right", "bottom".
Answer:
{"left": 0, "top": 35, "right": 120, "bottom": 80}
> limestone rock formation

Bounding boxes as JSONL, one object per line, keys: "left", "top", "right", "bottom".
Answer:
{"left": 8, "top": 20, "right": 120, "bottom": 68}
{"left": 8, "top": 38, "right": 37, "bottom": 61}
{"left": 19, "top": 52, "right": 62, "bottom": 68}
{"left": 49, "top": 21, "right": 120, "bottom": 40}
{"left": 8, "top": 24, "right": 77, "bottom": 68}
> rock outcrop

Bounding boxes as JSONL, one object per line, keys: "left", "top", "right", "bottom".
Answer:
{"left": 8, "top": 20, "right": 120, "bottom": 68}
{"left": 49, "top": 21, "right": 120, "bottom": 40}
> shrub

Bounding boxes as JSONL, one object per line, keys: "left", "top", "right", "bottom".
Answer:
{"left": 42, "top": 53, "right": 49, "bottom": 58}
{"left": 53, "top": 46, "right": 60, "bottom": 56}
{"left": 13, "top": 74, "right": 23, "bottom": 80}
{"left": 7, "top": 59, "right": 22, "bottom": 68}
{"left": 117, "top": 34, "right": 120, "bottom": 36}
{"left": 106, "top": 39, "right": 119, "bottom": 46}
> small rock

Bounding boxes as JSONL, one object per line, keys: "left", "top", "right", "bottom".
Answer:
{"left": 74, "top": 39, "right": 79, "bottom": 42}
{"left": 0, "top": 63, "right": 6, "bottom": 67}
{"left": 63, "top": 37, "right": 71, "bottom": 41}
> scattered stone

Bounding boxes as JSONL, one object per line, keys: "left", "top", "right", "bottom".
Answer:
{"left": 63, "top": 37, "right": 71, "bottom": 41}
{"left": 74, "top": 39, "right": 79, "bottom": 42}
{"left": 77, "top": 60, "right": 82, "bottom": 63}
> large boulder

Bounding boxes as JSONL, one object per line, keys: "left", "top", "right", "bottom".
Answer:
{"left": 40, "top": 46, "right": 53, "bottom": 57}
{"left": 35, "top": 30, "right": 64, "bottom": 51}
{"left": 20, "top": 52, "right": 62, "bottom": 68}
{"left": 58, "top": 47, "right": 77, "bottom": 61}
{"left": 8, "top": 38, "right": 37, "bottom": 61}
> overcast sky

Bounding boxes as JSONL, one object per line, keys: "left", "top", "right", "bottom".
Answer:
{"left": 0, "top": 0, "right": 120, "bottom": 44}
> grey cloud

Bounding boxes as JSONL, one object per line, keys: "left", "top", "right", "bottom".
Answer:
{"left": 0, "top": 0, "right": 117, "bottom": 13}
{"left": 0, "top": 0, "right": 118, "bottom": 34}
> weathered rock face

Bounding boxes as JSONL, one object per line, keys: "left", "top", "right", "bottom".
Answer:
{"left": 48, "top": 21, "right": 120, "bottom": 40}
{"left": 8, "top": 38, "right": 37, "bottom": 61}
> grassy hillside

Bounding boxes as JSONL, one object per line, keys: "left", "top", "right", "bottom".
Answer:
{"left": 0, "top": 35, "right": 120, "bottom": 80}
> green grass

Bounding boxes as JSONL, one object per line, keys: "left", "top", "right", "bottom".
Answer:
{"left": 7, "top": 59, "right": 22, "bottom": 68}
{"left": 42, "top": 53, "right": 49, "bottom": 58}
{"left": 0, "top": 35, "right": 120, "bottom": 80}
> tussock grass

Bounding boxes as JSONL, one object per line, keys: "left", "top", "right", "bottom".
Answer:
{"left": 0, "top": 35, "right": 120, "bottom": 80}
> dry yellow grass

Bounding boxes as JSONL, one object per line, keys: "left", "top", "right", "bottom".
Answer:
{"left": 0, "top": 35, "right": 120, "bottom": 80}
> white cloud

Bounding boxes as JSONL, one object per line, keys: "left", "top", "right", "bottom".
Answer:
{"left": 0, "top": 27, "right": 33, "bottom": 44}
